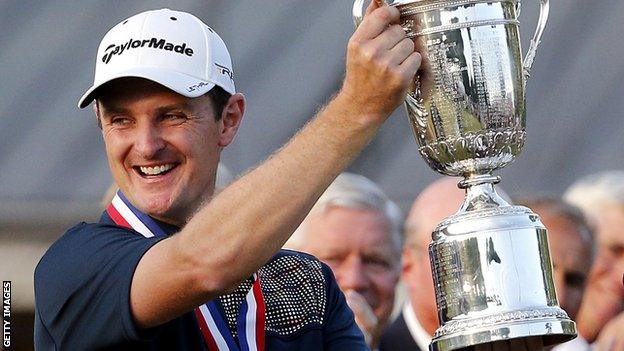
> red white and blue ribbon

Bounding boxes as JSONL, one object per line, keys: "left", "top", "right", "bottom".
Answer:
{"left": 107, "top": 191, "right": 265, "bottom": 351}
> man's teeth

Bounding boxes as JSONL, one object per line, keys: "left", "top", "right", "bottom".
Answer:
{"left": 139, "top": 164, "right": 174, "bottom": 175}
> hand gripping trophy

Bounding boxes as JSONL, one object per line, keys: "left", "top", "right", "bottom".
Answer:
{"left": 354, "top": 0, "right": 576, "bottom": 350}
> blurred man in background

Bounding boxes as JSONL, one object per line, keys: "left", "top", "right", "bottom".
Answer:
{"left": 286, "top": 172, "right": 403, "bottom": 349}
{"left": 565, "top": 171, "right": 624, "bottom": 349}
{"left": 379, "top": 179, "right": 582, "bottom": 351}
{"left": 380, "top": 178, "right": 465, "bottom": 351}
{"left": 515, "top": 196, "right": 595, "bottom": 351}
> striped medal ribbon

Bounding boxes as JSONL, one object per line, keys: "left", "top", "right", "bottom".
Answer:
{"left": 107, "top": 191, "right": 266, "bottom": 351}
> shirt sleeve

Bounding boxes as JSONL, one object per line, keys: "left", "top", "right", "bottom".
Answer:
{"left": 34, "top": 222, "right": 166, "bottom": 350}
{"left": 321, "top": 263, "right": 370, "bottom": 351}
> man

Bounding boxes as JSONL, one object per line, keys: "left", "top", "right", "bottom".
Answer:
{"left": 515, "top": 197, "right": 595, "bottom": 351}
{"left": 564, "top": 171, "right": 624, "bottom": 347}
{"left": 380, "top": 178, "right": 464, "bottom": 351}
{"left": 285, "top": 173, "right": 403, "bottom": 349}
{"left": 34, "top": 5, "right": 421, "bottom": 350}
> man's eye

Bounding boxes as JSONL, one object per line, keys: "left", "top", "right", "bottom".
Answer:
{"left": 163, "top": 113, "right": 187, "bottom": 122}
{"left": 565, "top": 273, "right": 586, "bottom": 288}
{"left": 364, "top": 257, "right": 390, "bottom": 269}
{"left": 611, "top": 245, "right": 624, "bottom": 258}
{"left": 111, "top": 117, "right": 131, "bottom": 125}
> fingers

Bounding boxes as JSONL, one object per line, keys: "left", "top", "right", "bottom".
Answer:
{"left": 345, "top": 290, "right": 377, "bottom": 346}
{"left": 398, "top": 51, "right": 422, "bottom": 77}
{"left": 364, "top": 0, "right": 379, "bottom": 17}
{"left": 354, "top": 5, "right": 401, "bottom": 41}
{"left": 345, "top": 290, "right": 377, "bottom": 347}
{"left": 352, "top": 22, "right": 419, "bottom": 75}
{"left": 595, "top": 314, "right": 624, "bottom": 351}
{"left": 388, "top": 37, "right": 415, "bottom": 65}
{"left": 342, "top": 3, "right": 420, "bottom": 120}
{"left": 354, "top": 25, "right": 411, "bottom": 67}
{"left": 345, "top": 290, "right": 378, "bottom": 329}
{"left": 376, "top": 25, "right": 409, "bottom": 50}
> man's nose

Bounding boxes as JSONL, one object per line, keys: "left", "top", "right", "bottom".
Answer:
{"left": 134, "top": 122, "right": 166, "bottom": 158}
{"left": 337, "top": 257, "right": 369, "bottom": 292}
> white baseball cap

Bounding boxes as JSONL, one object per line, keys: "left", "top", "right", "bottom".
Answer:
{"left": 78, "top": 8, "right": 235, "bottom": 109}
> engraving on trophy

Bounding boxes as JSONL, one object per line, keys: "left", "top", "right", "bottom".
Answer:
{"left": 431, "top": 237, "right": 488, "bottom": 318}
{"left": 432, "top": 242, "right": 463, "bottom": 312}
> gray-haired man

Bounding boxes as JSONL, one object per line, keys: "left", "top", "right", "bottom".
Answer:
{"left": 565, "top": 171, "right": 624, "bottom": 349}
{"left": 286, "top": 172, "right": 403, "bottom": 349}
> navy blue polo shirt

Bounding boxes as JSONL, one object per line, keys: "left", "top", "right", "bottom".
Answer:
{"left": 34, "top": 212, "right": 368, "bottom": 350}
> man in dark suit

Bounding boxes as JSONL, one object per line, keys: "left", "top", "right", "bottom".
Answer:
{"left": 380, "top": 178, "right": 465, "bottom": 351}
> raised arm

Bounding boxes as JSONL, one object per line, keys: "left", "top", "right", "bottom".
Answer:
{"left": 131, "top": 2, "right": 421, "bottom": 328}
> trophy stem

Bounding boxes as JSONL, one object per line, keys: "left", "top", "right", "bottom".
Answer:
{"left": 457, "top": 174, "right": 510, "bottom": 214}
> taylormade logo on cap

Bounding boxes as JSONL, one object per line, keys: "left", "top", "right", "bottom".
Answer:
{"left": 102, "top": 38, "right": 194, "bottom": 64}
{"left": 78, "top": 9, "right": 237, "bottom": 108}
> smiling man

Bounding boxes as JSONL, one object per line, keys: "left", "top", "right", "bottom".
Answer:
{"left": 33, "top": 6, "right": 422, "bottom": 351}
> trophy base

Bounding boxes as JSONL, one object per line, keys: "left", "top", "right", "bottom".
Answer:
{"left": 430, "top": 316, "right": 576, "bottom": 351}
{"left": 428, "top": 178, "right": 577, "bottom": 350}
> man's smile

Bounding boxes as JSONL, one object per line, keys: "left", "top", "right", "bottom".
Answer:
{"left": 133, "top": 163, "right": 180, "bottom": 178}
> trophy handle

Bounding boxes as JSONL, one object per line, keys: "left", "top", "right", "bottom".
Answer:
{"left": 522, "top": 0, "right": 550, "bottom": 83}
{"left": 353, "top": 0, "right": 366, "bottom": 27}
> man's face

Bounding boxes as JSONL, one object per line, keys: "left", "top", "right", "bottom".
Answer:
{"left": 97, "top": 78, "right": 225, "bottom": 224}
{"left": 401, "top": 178, "right": 466, "bottom": 336}
{"left": 402, "top": 218, "right": 439, "bottom": 332}
{"left": 588, "top": 206, "right": 624, "bottom": 306}
{"left": 299, "top": 206, "right": 400, "bottom": 328}
{"left": 542, "top": 213, "right": 592, "bottom": 319}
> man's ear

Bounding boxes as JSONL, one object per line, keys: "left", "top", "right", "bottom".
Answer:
{"left": 401, "top": 247, "right": 417, "bottom": 288}
{"left": 93, "top": 101, "right": 102, "bottom": 129}
{"left": 217, "top": 93, "right": 245, "bottom": 147}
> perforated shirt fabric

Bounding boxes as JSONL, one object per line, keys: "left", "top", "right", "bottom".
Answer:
{"left": 34, "top": 211, "right": 368, "bottom": 350}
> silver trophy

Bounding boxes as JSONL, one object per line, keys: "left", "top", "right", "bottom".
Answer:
{"left": 353, "top": 0, "right": 577, "bottom": 350}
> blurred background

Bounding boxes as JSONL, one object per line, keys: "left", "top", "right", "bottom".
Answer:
{"left": 1, "top": 1, "right": 623, "bottom": 349}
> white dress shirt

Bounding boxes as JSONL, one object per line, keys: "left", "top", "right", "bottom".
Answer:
{"left": 403, "top": 302, "right": 591, "bottom": 351}
{"left": 551, "top": 335, "right": 592, "bottom": 351}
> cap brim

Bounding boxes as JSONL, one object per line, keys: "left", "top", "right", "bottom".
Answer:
{"left": 77, "top": 67, "right": 217, "bottom": 109}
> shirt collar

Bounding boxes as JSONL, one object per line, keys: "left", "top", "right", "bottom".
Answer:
{"left": 100, "top": 210, "right": 180, "bottom": 236}
{"left": 403, "top": 301, "right": 433, "bottom": 351}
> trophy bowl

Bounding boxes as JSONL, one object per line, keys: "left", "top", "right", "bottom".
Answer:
{"left": 399, "top": 0, "right": 529, "bottom": 177}
{"left": 353, "top": 1, "right": 577, "bottom": 350}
